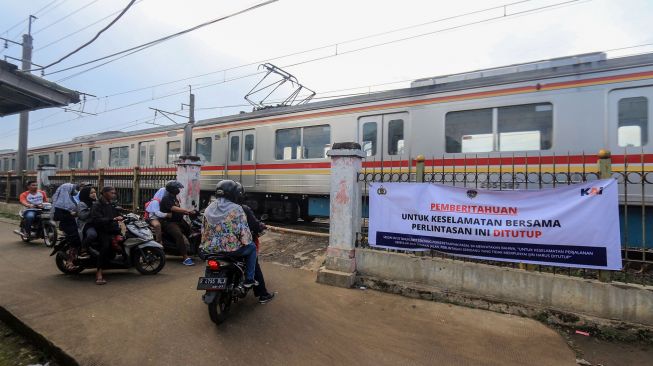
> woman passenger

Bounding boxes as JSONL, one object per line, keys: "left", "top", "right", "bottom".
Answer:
{"left": 76, "top": 186, "right": 98, "bottom": 259}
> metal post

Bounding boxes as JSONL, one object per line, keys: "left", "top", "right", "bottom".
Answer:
{"left": 98, "top": 168, "right": 105, "bottom": 190}
{"left": 6, "top": 172, "right": 11, "bottom": 203}
{"left": 598, "top": 149, "right": 612, "bottom": 283}
{"left": 132, "top": 166, "right": 141, "bottom": 211}
{"left": 16, "top": 15, "right": 35, "bottom": 174}
{"left": 183, "top": 92, "right": 195, "bottom": 157}
{"left": 70, "top": 168, "right": 76, "bottom": 183}
{"left": 415, "top": 155, "right": 425, "bottom": 183}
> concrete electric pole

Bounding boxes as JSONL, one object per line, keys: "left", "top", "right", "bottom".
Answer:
{"left": 183, "top": 90, "right": 195, "bottom": 156}
{"left": 17, "top": 15, "right": 36, "bottom": 173}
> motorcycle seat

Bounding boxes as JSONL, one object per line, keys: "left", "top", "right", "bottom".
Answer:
{"left": 206, "top": 252, "right": 246, "bottom": 263}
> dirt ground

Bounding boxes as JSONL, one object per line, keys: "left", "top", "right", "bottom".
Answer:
{"left": 568, "top": 333, "right": 653, "bottom": 366}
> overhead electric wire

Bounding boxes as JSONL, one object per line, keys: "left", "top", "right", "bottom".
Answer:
{"left": 73, "top": 0, "right": 569, "bottom": 100}
{"left": 38, "top": 0, "right": 278, "bottom": 76}
{"left": 0, "top": 0, "right": 598, "bottom": 140}
{"left": 31, "top": 0, "right": 136, "bottom": 72}
{"left": 30, "top": 0, "right": 591, "bottom": 129}
{"left": 33, "top": 0, "right": 101, "bottom": 35}
{"left": 36, "top": 0, "right": 145, "bottom": 52}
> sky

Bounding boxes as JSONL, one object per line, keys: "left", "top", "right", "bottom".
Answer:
{"left": 0, "top": 0, "right": 652, "bottom": 150}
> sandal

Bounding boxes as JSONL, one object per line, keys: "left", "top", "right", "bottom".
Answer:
{"left": 95, "top": 278, "right": 107, "bottom": 285}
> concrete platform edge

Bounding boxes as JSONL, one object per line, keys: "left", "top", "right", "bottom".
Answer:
{"left": 0, "top": 305, "right": 79, "bottom": 366}
{"left": 356, "top": 275, "right": 653, "bottom": 344}
{"left": 316, "top": 267, "right": 356, "bottom": 288}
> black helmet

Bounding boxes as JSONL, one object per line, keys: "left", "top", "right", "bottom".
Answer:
{"left": 165, "top": 180, "right": 184, "bottom": 195}
{"left": 215, "top": 180, "right": 243, "bottom": 203}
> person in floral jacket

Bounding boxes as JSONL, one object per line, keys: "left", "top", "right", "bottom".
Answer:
{"left": 199, "top": 180, "right": 258, "bottom": 287}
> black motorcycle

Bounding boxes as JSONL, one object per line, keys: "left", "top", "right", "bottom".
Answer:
{"left": 159, "top": 212, "right": 202, "bottom": 256}
{"left": 197, "top": 253, "right": 253, "bottom": 325}
{"left": 13, "top": 203, "right": 57, "bottom": 247}
{"left": 51, "top": 213, "right": 166, "bottom": 275}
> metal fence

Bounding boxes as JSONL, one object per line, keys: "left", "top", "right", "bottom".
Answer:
{"left": 0, "top": 167, "right": 176, "bottom": 212}
{"left": 357, "top": 149, "right": 653, "bottom": 285}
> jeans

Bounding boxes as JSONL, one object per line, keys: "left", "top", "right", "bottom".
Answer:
{"left": 253, "top": 260, "right": 269, "bottom": 297}
{"left": 23, "top": 209, "right": 38, "bottom": 232}
{"left": 232, "top": 243, "right": 257, "bottom": 281}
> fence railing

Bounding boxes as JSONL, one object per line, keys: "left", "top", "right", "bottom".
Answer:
{"left": 0, "top": 166, "right": 176, "bottom": 212}
{"left": 357, "top": 149, "right": 653, "bottom": 286}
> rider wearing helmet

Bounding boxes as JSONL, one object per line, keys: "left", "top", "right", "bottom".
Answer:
{"left": 199, "top": 180, "right": 258, "bottom": 288}
{"left": 236, "top": 182, "right": 275, "bottom": 304}
{"left": 159, "top": 180, "right": 195, "bottom": 266}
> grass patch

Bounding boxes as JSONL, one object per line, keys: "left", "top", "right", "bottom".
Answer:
{"left": 0, "top": 212, "right": 20, "bottom": 221}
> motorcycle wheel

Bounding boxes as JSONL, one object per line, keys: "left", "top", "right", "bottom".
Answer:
{"left": 208, "top": 291, "right": 232, "bottom": 325}
{"left": 55, "top": 251, "right": 84, "bottom": 274}
{"left": 134, "top": 247, "right": 166, "bottom": 275}
{"left": 43, "top": 224, "right": 57, "bottom": 247}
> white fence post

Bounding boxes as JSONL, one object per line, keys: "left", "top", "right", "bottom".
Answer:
{"left": 317, "top": 142, "right": 365, "bottom": 288}
{"left": 175, "top": 156, "right": 203, "bottom": 211}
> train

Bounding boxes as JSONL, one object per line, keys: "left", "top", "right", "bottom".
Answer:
{"left": 2, "top": 51, "right": 653, "bottom": 225}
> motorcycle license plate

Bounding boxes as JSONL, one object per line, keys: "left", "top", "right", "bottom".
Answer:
{"left": 197, "top": 276, "right": 227, "bottom": 290}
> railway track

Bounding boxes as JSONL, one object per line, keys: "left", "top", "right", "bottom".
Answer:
{"left": 270, "top": 218, "right": 330, "bottom": 234}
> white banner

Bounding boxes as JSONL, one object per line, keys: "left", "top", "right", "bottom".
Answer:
{"left": 368, "top": 180, "right": 622, "bottom": 270}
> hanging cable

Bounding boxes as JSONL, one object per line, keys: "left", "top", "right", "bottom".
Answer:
{"left": 32, "top": 0, "right": 278, "bottom": 75}
{"left": 36, "top": 0, "right": 145, "bottom": 52}
{"left": 33, "top": 0, "right": 136, "bottom": 72}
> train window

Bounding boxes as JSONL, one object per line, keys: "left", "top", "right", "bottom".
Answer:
{"left": 244, "top": 134, "right": 255, "bottom": 162}
{"left": 89, "top": 148, "right": 101, "bottom": 169}
{"left": 68, "top": 151, "right": 83, "bottom": 169}
{"left": 362, "top": 122, "right": 377, "bottom": 156}
{"left": 11, "top": 159, "right": 16, "bottom": 171}
{"left": 38, "top": 155, "right": 49, "bottom": 165}
{"left": 303, "top": 125, "right": 330, "bottom": 159}
{"left": 445, "top": 108, "right": 493, "bottom": 153}
{"left": 196, "top": 137, "right": 212, "bottom": 162}
{"left": 54, "top": 152, "right": 63, "bottom": 169}
{"left": 618, "top": 97, "right": 648, "bottom": 147}
{"left": 387, "top": 120, "right": 404, "bottom": 155}
{"left": 230, "top": 135, "right": 240, "bottom": 162}
{"left": 167, "top": 141, "right": 181, "bottom": 164}
{"left": 139, "top": 141, "right": 156, "bottom": 166}
{"left": 276, "top": 128, "right": 301, "bottom": 160}
{"left": 2, "top": 158, "right": 7, "bottom": 171}
{"left": 109, "top": 147, "right": 129, "bottom": 167}
{"left": 28, "top": 156, "right": 35, "bottom": 171}
{"left": 497, "top": 103, "right": 552, "bottom": 151}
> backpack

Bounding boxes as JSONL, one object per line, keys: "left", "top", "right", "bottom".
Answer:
{"left": 143, "top": 197, "right": 161, "bottom": 220}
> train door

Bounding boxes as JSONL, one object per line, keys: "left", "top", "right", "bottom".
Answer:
{"left": 358, "top": 115, "right": 382, "bottom": 159}
{"left": 227, "top": 129, "right": 256, "bottom": 188}
{"left": 382, "top": 112, "right": 409, "bottom": 166}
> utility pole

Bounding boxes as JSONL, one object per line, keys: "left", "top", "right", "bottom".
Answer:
{"left": 17, "top": 15, "right": 36, "bottom": 173}
{"left": 183, "top": 88, "right": 195, "bottom": 156}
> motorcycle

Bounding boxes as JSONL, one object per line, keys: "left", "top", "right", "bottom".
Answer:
{"left": 197, "top": 252, "right": 253, "bottom": 325}
{"left": 50, "top": 213, "right": 166, "bottom": 275}
{"left": 13, "top": 203, "right": 58, "bottom": 247}
{"left": 159, "top": 211, "right": 202, "bottom": 256}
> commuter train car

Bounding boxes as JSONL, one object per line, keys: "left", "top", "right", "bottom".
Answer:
{"left": 2, "top": 51, "right": 653, "bottom": 223}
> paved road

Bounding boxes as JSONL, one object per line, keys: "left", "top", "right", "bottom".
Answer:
{"left": 0, "top": 221, "right": 576, "bottom": 366}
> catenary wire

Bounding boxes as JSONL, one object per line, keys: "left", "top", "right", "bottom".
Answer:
{"left": 34, "top": 0, "right": 278, "bottom": 75}
{"left": 0, "top": 0, "right": 604, "bottom": 142}
{"left": 33, "top": 0, "right": 102, "bottom": 35}
{"left": 35, "top": 0, "right": 145, "bottom": 52}
{"left": 33, "top": 0, "right": 136, "bottom": 72}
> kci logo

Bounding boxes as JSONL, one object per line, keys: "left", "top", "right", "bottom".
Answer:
{"left": 580, "top": 187, "right": 604, "bottom": 196}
